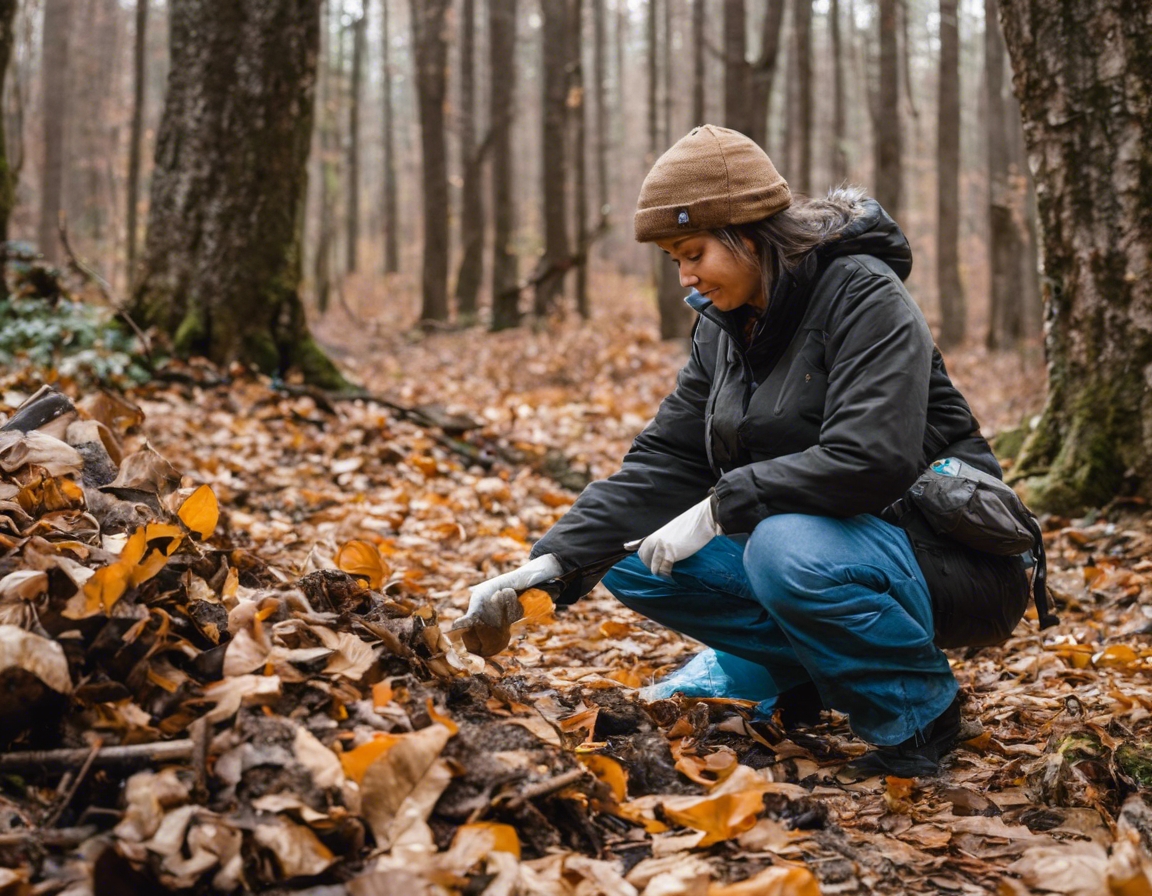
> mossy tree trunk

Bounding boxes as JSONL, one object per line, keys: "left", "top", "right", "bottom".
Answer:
{"left": 130, "top": 0, "right": 346, "bottom": 389}
{"left": 999, "top": 0, "right": 1152, "bottom": 512}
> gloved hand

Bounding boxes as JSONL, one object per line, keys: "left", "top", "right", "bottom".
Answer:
{"left": 451, "top": 554, "right": 563, "bottom": 652}
{"left": 629, "top": 497, "right": 721, "bottom": 578}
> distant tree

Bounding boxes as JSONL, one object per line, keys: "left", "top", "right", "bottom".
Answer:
{"left": 346, "top": 6, "right": 365, "bottom": 274}
{"left": 380, "top": 0, "right": 398, "bottom": 273}
{"left": 410, "top": 0, "right": 451, "bottom": 322}
{"left": 747, "top": 0, "right": 785, "bottom": 152}
{"left": 125, "top": 0, "right": 148, "bottom": 285}
{"left": 874, "top": 0, "right": 901, "bottom": 218}
{"left": 130, "top": 0, "right": 345, "bottom": 387}
{"left": 314, "top": 0, "right": 341, "bottom": 315}
{"left": 537, "top": 0, "right": 570, "bottom": 316}
{"left": 594, "top": 0, "right": 609, "bottom": 224}
{"left": 723, "top": 0, "right": 750, "bottom": 136}
{"left": 454, "top": 0, "right": 484, "bottom": 321}
{"left": 37, "top": 0, "right": 71, "bottom": 263}
{"left": 792, "top": 0, "right": 812, "bottom": 193}
{"left": 985, "top": 0, "right": 1024, "bottom": 349}
{"left": 829, "top": 0, "right": 848, "bottom": 183}
{"left": 999, "top": 0, "right": 1152, "bottom": 511}
{"left": 936, "top": 0, "right": 964, "bottom": 348}
{"left": 692, "top": 0, "right": 704, "bottom": 125}
{"left": 572, "top": 0, "right": 589, "bottom": 319}
{"left": 651, "top": 0, "right": 693, "bottom": 339}
{"left": 488, "top": 0, "right": 519, "bottom": 331}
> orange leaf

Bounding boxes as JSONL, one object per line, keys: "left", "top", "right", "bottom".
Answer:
{"left": 676, "top": 748, "right": 739, "bottom": 787}
{"left": 426, "top": 699, "right": 459, "bottom": 735}
{"left": 449, "top": 822, "right": 521, "bottom": 860}
{"left": 335, "top": 540, "right": 389, "bottom": 589}
{"left": 339, "top": 734, "right": 401, "bottom": 784}
{"left": 516, "top": 588, "right": 555, "bottom": 624}
{"left": 663, "top": 789, "right": 766, "bottom": 846}
{"left": 707, "top": 866, "right": 821, "bottom": 896}
{"left": 579, "top": 754, "right": 628, "bottom": 802}
{"left": 373, "top": 681, "right": 394, "bottom": 708}
{"left": 178, "top": 485, "right": 219, "bottom": 539}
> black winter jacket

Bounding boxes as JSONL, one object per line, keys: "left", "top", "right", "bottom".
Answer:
{"left": 531, "top": 197, "right": 1000, "bottom": 605}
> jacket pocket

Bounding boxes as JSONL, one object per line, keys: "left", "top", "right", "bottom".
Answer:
{"left": 772, "top": 330, "right": 828, "bottom": 423}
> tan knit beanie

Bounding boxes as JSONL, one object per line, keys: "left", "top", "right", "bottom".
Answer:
{"left": 634, "top": 125, "right": 791, "bottom": 242}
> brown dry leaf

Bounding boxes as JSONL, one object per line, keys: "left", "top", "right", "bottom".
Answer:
{"left": 253, "top": 817, "right": 336, "bottom": 879}
{"left": 335, "top": 540, "right": 389, "bottom": 589}
{"left": 446, "top": 822, "right": 522, "bottom": 869}
{"left": 707, "top": 866, "right": 822, "bottom": 896}
{"left": 675, "top": 747, "right": 739, "bottom": 787}
{"left": 0, "top": 624, "right": 72, "bottom": 693}
{"left": 358, "top": 722, "right": 455, "bottom": 847}
{"left": 1007, "top": 843, "right": 1109, "bottom": 896}
{"left": 177, "top": 484, "right": 219, "bottom": 540}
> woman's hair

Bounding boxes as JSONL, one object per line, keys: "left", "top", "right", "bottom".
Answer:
{"left": 712, "top": 185, "right": 867, "bottom": 310}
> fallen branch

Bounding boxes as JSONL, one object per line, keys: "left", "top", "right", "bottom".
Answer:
{"left": 0, "top": 739, "right": 193, "bottom": 772}
{"left": 494, "top": 767, "right": 590, "bottom": 811}
{"left": 0, "top": 826, "right": 97, "bottom": 848}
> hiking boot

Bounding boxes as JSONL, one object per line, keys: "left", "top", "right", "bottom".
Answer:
{"left": 840, "top": 695, "right": 963, "bottom": 779}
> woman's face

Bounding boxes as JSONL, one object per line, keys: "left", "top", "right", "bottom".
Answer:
{"left": 656, "top": 232, "right": 764, "bottom": 312}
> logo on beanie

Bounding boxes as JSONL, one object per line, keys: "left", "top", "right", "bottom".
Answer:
{"left": 677, "top": 208, "right": 690, "bottom": 227}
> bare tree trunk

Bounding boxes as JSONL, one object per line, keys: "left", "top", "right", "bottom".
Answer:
{"left": 747, "top": 0, "right": 785, "bottom": 151}
{"left": 380, "top": 0, "right": 398, "bottom": 274}
{"left": 411, "top": 0, "right": 451, "bottom": 323}
{"left": 131, "top": 0, "right": 344, "bottom": 387}
{"left": 537, "top": 0, "right": 570, "bottom": 316}
{"left": 314, "top": 0, "right": 339, "bottom": 314}
{"left": 792, "top": 0, "right": 812, "bottom": 193}
{"left": 489, "top": 0, "right": 519, "bottom": 331}
{"left": 723, "top": 0, "right": 750, "bottom": 136}
{"left": 38, "top": 0, "right": 71, "bottom": 263}
{"left": 572, "top": 0, "right": 589, "bottom": 318}
{"left": 346, "top": 7, "right": 365, "bottom": 274}
{"left": 829, "top": 0, "right": 848, "bottom": 183}
{"left": 935, "top": 0, "right": 964, "bottom": 348}
{"left": 692, "top": 0, "right": 704, "bottom": 125}
{"left": 874, "top": 0, "right": 901, "bottom": 219}
{"left": 594, "top": 0, "right": 609, "bottom": 223}
{"left": 454, "top": 0, "right": 484, "bottom": 320}
{"left": 984, "top": 0, "right": 1023, "bottom": 349}
{"left": 1008, "top": 87, "right": 1042, "bottom": 339}
{"left": 999, "top": 0, "right": 1152, "bottom": 511}
{"left": 662, "top": 0, "right": 672, "bottom": 145}
{"left": 125, "top": 0, "right": 147, "bottom": 286}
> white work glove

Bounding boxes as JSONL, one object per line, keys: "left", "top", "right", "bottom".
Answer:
{"left": 628, "top": 497, "right": 721, "bottom": 578}
{"left": 451, "top": 553, "right": 563, "bottom": 632}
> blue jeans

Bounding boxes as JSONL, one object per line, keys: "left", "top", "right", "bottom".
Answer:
{"left": 601, "top": 513, "right": 958, "bottom": 746}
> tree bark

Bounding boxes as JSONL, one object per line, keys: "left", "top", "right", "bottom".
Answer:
{"left": 380, "top": 0, "right": 398, "bottom": 274}
{"left": 829, "top": 0, "right": 847, "bottom": 183}
{"left": 936, "top": 0, "right": 965, "bottom": 348}
{"left": 314, "top": 0, "right": 339, "bottom": 315}
{"left": 792, "top": 0, "right": 812, "bottom": 194}
{"left": 125, "top": 0, "right": 147, "bottom": 286}
{"left": 985, "top": 0, "right": 1024, "bottom": 350}
{"left": 345, "top": 7, "right": 365, "bottom": 274}
{"left": 130, "top": 0, "right": 344, "bottom": 387}
{"left": 454, "top": 0, "right": 484, "bottom": 320}
{"left": 411, "top": 0, "right": 451, "bottom": 322}
{"left": 874, "top": 0, "right": 901, "bottom": 219}
{"left": 999, "top": 0, "right": 1152, "bottom": 511}
{"left": 537, "top": 0, "right": 570, "bottom": 316}
{"left": 489, "top": 0, "right": 520, "bottom": 331}
{"left": 723, "top": 0, "right": 750, "bottom": 137}
{"left": 594, "top": 0, "right": 609, "bottom": 222}
{"left": 37, "top": 0, "right": 71, "bottom": 264}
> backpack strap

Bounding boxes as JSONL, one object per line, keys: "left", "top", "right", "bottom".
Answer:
{"left": 1024, "top": 514, "right": 1060, "bottom": 630}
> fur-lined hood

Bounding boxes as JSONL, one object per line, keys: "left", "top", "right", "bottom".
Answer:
{"left": 819, "top": 188, "right": 913, "bottom": 282}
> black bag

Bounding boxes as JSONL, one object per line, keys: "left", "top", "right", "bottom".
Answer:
{"left": 884, "top": 457, "right": 1058, "bottom": 649}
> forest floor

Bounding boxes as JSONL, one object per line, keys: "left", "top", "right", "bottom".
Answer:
{"left": 3, "top": 269, "right": 1152, "bottom": 895}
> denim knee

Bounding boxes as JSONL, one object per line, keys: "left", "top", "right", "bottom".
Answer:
{"left": 743, "top": 514, "right": 826, "bottom": 610}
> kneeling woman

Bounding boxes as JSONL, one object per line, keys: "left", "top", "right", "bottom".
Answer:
{"left": 456, "top": 125, "right": 1028, "bottom": 776}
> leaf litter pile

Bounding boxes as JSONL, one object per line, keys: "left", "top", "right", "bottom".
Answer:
{"left": 2, "top": 282, "right": 1152, "bottom": 895}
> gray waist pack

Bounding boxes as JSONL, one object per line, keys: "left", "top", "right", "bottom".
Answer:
{"left": 887, "top": 457, "right": 1059, "bottom": 641}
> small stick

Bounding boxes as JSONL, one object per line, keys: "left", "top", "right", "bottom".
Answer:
{"left": 0, "top": 826, "right": 97, "bottom": 848}
{"left": 44, "top": 738, "right": 102, "bottom": 828}
{"left": 496, "top": 767, "right": 590, "bottom": 811}
{"left": 0, "top": 739, "right": 193, "bottom": 772}
{"left": 190, "top": 718, "right": 209, "bottom": 801}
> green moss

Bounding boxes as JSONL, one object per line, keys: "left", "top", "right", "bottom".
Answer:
{"left": 991, "top": 425, "right": 1029, "bottom": 462}
{"left": 172, "top": 308, "right": 208, "bottom": 356}
{"left": 289, "top": 334, "right": 351, "bottom": 391}
{"left": 1116, "top": 743, "right": 1152, "bottom": 787}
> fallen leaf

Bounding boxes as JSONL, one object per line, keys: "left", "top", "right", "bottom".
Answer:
{"left": 178, "top": 484, "right": 220, "bottom": 539}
